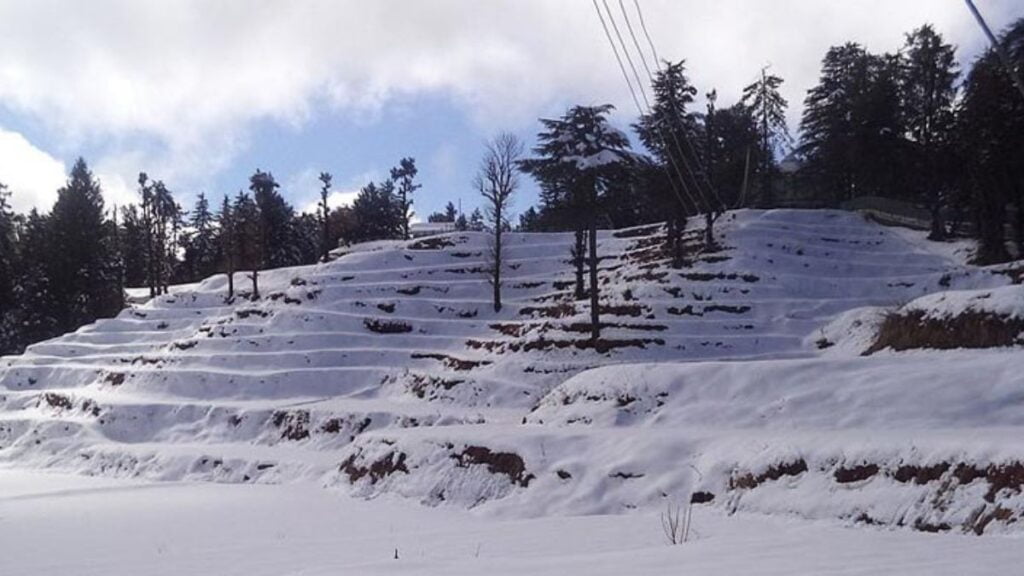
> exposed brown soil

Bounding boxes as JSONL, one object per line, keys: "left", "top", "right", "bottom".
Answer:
{"left": 866, "top": 310, "right": 1024, "bottom": 354}
{"left": 272, "top": 410, "right": 311, "bottom": 441}
{"left": 730, "top": 459, "right": 809, "bottom": 490}
{"left": 42, "top": 392, "right": 73, "bottom": 410}
{"left": 598, "top": 303, "right": 648, "bottom": 317}
{"left": 396, "top": 286, "right": 422, "bottom": 296}
{"left": 376, "top": 303, "right": 396, "bottom": 313}
{"left": 453, "top": 446, "right": 534, "bottom": 488}
{"left": 340, "top": 450, "right": 409, "bottom": 484}
{"left": 364, "top": 318, "right": 413, "bottom": 334}
{"left": 411, "top": 352, "right": 491, "bottom": 371}
{"left": 690, "top": 491, "right": 715, "bottom": 504}
{"left": 467, "top": 337, "right": 664, "bottom": 354}
{"left": 104, "top": 372, "right": 126, "bottom": 386}
{"left": 834, "top": 463, "right": 880, "bottom": 483}
{"left": 408, "top": 374, "right": 465, "bottom": 399}
{"left": 893, "top": 463, "right": 950, "bottom": 485}
{"left": 679, "top": 272, "right": 760, "bottom": 283}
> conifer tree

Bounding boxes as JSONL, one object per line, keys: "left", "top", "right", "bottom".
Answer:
{"left": 218, "top": 195, "right": 237, "bottom": 299}
{"left": 901, "top": 24, "right": 959, "bottom": 240}
{"left": 250, "top": 169, "right": 299, "bottom": 269}
{"left": 520, "top": 105, "right": 635, "bottom": 340}
{"left": 233, "top": 191, "right": 261, "bottom": 299}
{"left": 957, "top": 18, "right": 1024, "bottom": 262}
{"left": 184, "top": 193, "right": 218, "bottom": 281}
{"left": 0, "top": 184, "right": 17, "bottom": 353}
{"left": 318, "top": 172, "right": 332, "bottom": 262}
{"left": 390, "top": 158, "right": 420, "bottom": 239}
{"left": 742, "top": 68, "right": 791, "bottom": 207}
{"left": 48, "top": 158, "right": 120, "bottom": 332}
{"left": 634, "top": 60, "right": 709, "bottom": 263}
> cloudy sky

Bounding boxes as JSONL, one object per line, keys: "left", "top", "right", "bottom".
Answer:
{"left": 0, "top": 0, "right": 1019, "bottom": 218}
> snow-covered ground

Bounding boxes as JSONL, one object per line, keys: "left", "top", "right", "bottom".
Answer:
{"left": 1, "top": 209, "right": 1022, "bottom": 572}
{"left": 1, "top": 470, "right": 1020, "bottom": 576}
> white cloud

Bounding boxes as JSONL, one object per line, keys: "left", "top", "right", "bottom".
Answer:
{"left": 0, "top": 127, "right": 66, "bottom": 213}
{"left": 0, "top": 1, "right": 1019, "bottom": 210}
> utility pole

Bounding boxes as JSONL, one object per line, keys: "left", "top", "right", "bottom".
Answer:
{"left": 965, "top": 0, "right": 1024, "bottom": 102}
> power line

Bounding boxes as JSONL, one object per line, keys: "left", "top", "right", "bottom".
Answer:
{"left": 964, "top": 0, "right": 1024, "bottom": 102}
{"left": 625, "top": 1, "right": 725, "bottom": 212}
{"left": 631, "top": 0, "right": 661, "bottom": 65}
{"left": 613, "top": 0, "right": 723, "bottom": 213}
{"left": 590, "top": 0, "right": 702, "bottom": 215}
{"left": 614, "top": 0, "right": 714, "bottom": 213}
{"left": 601, "top": 0, "right": 652, "bottom": 109}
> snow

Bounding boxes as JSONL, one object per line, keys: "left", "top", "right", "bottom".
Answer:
{"left": 904, "top": 284, "right": 1024, "bottom": 319}
{"left": 0, "top": 470, "right": 1020, "bottom": 576}
{"left": 1, "top": 208, "right": 1023, "bottom": 572}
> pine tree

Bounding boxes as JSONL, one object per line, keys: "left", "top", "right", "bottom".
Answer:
{"left": 119, "top": 205, "right": 148, "bottom": 288}
{"left": 250, "top": 170, "right": 299, "bottom": 269}
{"left": 218, "top": 195, "right": 237, "bottom": 299}
{"left": 390, "top": 158, "right": 420, "bottom": 239}
{"left": 517, "top": 207, "right": 541, "bottom": 232}
{"left": 634, "top": 60, "right": 711, "bottom": 262}
{"left": 742, "top": 68, "right": 791, "bottom": 207}
{"left": 318, "top": 172, "right": 332, "bottom": 262}
{"left": 708, "top": 103, "right": 762, "bottom": 208}
{"left": 520, "top": 104, "right": 635, "bottom": 340}
{"left": 468, "top": 208, "right": 485, "bottom": 232}
{"left": 800, "top": 43, "right": 906, "bottom": 203}
{"left": 291, "top": 212, "right": 322, "bottom": 265}
{"left": 11, "top": 210, "right": 59, "bottom": 351}
{"left": 901, "top": 24, "right": 959, "bottom": 240}
{"left": 183, "top": 193, "right": 219, "bottom": 281}
{"left": 233, "top": 191, "right": 261, "bottom": 299}
{"left": 0, "top": 184, "right": 17, "bottom": 353}
{"left": 351, "top": 180, "right": 402, "bottom": 242}
{"left": 957, "top": 18, "right": 1024, "bottom": 263}
{"left": 48, "top": 158, "right": 120, "bottom": 333}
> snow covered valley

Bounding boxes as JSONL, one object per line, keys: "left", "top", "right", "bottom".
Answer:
{"left": 2, "top": 209, "right": 1023, "bottom": 573}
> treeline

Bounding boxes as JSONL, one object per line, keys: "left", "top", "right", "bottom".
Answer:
{"left": 517, "top": 21, "right": 1024, "bottom": 263}
{"left": 0, "top": 157, "right": 424, "bottom": 355}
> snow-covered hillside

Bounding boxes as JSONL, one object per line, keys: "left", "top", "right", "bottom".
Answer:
{"left": 2, "top": 209, "right": 1022, "bottom": 537}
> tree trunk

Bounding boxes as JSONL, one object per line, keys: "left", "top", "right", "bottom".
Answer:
{"left": 588, "top": 206, "right": 600, "bottom": 342}
{"left": 666, "top": 217, "right": 676, "bottom": 267}
{"left": 928, "top": 203, "right": 947, "bottom": 241}
{"left": 226, "top": 269, "right": 234, "bottom": 300}
{"left": 321, "top": 196, "right": 330, "bottom": 263}
{"left": 493, "top": 207, "right": 502, "bottom": 313}
{"left": 250, "top": 270, "right": 259, "bottom": 300}
{"left": 574, "top": 227, "right": 585, "bottom": 300}
{"left": 704, "top": 212, "right": 715, "bottom": 249}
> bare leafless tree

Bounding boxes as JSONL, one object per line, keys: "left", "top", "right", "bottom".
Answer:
{"left": 475, "top": 132, "right": 524, "bottom": 313}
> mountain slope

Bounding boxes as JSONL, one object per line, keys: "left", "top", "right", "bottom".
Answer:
{"left": 1, "top": 209, "right": 1020, "bottom": 534}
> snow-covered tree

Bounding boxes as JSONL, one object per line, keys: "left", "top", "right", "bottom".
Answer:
{"left": 520, "top": 104, "right": 635, "bottom": 340}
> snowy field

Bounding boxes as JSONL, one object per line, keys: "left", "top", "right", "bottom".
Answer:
{"left": 2, "top": 209, "right": 1023, "bottom": 573}
{"left": 1, "top": 470, "right": 1020, "bottom": 576}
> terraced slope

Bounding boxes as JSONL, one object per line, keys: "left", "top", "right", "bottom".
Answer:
{"left": 0, "top": 209, "right": 1016, "bottom": 531}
